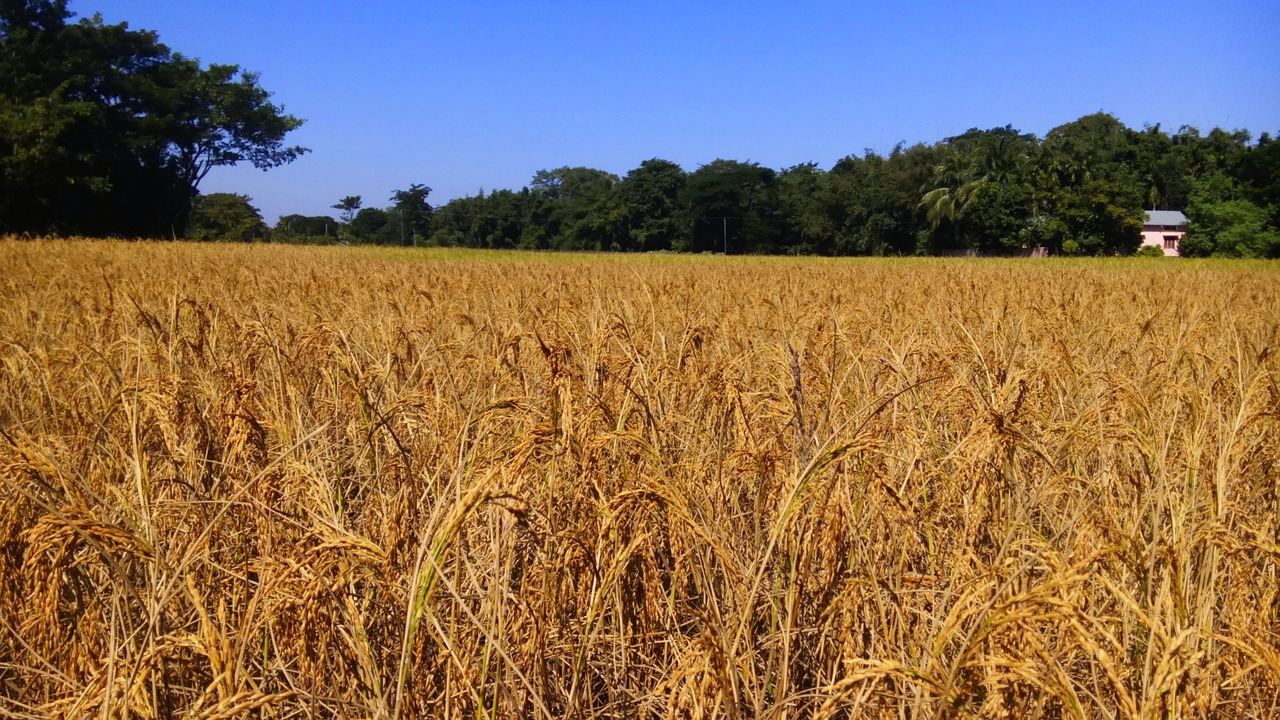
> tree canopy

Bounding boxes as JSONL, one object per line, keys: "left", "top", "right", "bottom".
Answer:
{"left": 0, "top": 0, "right": 306, "bottom": 237}
{"left": 187, "top": 193, "right": 267, "bottom": 242}
{"left": 416, "top": 115, "right": 1276, "bottom": 257}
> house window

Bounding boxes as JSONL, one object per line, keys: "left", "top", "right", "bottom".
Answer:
{"left": 1163, "top": 235, "right": 1178, "bottom": 250}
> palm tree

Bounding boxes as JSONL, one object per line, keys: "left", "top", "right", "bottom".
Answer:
{"left": 976, "top": 134, "right": 1028, "bottom": 185}
{"left": 920, "top": 137, "right": 1032, "bottom": 249}
{"left": 920, "top": 151, "right": 982, "bottom": 233}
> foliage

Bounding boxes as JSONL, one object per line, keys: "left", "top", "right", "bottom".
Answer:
{"left": 187, "top": 192, "right": 267, "bottom": 242}
{"left": 348, "top": 207, "right": 392, "bottom": 244}
{"left": 1183, "top": 172, "right": 1280, "bottom": 257}
{"left": 338, "top": 112, "right": 1277, "bottom": 257}
{"left": 961, "top": 180, "right": 1036, "bottom": 253}
{"left": 4, "top": 2, "right": 1276, "bottom": 258}
{"left": 775, "top": 163, "right": 830, "bottom": 254}
{"left": 620, "top": 159, "right": 687, "bottom": 252}
{"left": 827, "top": 144, "right": 935, "bottom": 255}
{"left": 272, "top": 214, "right": 338, "bottom": 243}
{"left": 0, "top": 0, "right": 306, "bottom": 237}
{"left": 390, "top": 184, "right": 432, "bottom": 245}
{"left": 683, "top": 159, "right": 781, "bottom": 254}
{"left": 530, "top": 167, "right": 626, "bottom": 251}
{"left": 332, "top": 195, "right": 362, "bottom": 224}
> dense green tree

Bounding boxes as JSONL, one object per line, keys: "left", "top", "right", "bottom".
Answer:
{"left": 415, "top": 114, "right": 1273, "bottom": 258}
{"left": 0, "top": 0, "right": 306, "bottom": 237}
{"left": 1043, "top": 176, "right": 1144, "bottom": 255}
{"left": 1041, "top": 113, "right": 1140, "bottom": 176}
{"left": 823, "top": 151, "right": 902, "bottom": 255}
{"left": 1182, "top": 199, "right": 1280, "bottom": 258}
{"left": 962, "top": 181, "right": 1036, "bottom": 253}
{"left": 484, "top": 189, "right": 532, "bottom": 249}
{"left": 348, "top": 207, "right": 392, "bottom": 244}
{"left": 332, "top": 196, "right": 362, "bottom": 224}
{"left": 187, "top": 193, "right": 267, "bottom": 242}
{"left": 683, "top": 160, "right": 780, "bottom": 253}
{"left": 973, "top": 131, "right": 1034, "bottom": 184}
{"left": 918, "top": 128, "right": 1035, "bottom": 252}
{"left": 776, "top": 163, "right": 831, "bottom": 254}
{"left": 528, "top": 167, "right": 625, "bottom": 250}
{"left": 429, "top": 193, "right": 485, "bottom": 247}
{"left": 879, "top": 143, "right": 941, "bottom": 254}
{"left": 273, "top": 109, "right": 1279, "bottom": 258}
{"left": 1036, "top": 114, "right": 1145, "bottom": 254}
{"left": 1190, "top": 127, "right": 1252, "bottom": 176}
{"left": 822, "top": 153, "right": 880, "bottom": 255}
{"left": 389, "top": 183, "right": 432, "bottom": 245}
{"left": 1132, "top": 124, "right": 1192, "bottom": 210}
{"left": 920, "top": 151, "right": 983, "bottom": 248}
{"left": 620, "top": 159, "right": 686, "bottom": 251}
{"left": 272, "top": 214, "right": 338, "bottom": 243}
{"left": 1182, "top": 172, "right": 1280, "bottom": 257}
{"left": 963, "top": 133, "right": 1035, "bottom": 252}
{"left": 427, "top": 189, "right": 533, "bottom": 249}
{"left": 1234, "top": 132, "right": 1280, "bottom": 224}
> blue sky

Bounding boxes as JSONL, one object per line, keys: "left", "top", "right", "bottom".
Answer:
{"left": 71, "top": 1, "right": 1280, "bottom": 224}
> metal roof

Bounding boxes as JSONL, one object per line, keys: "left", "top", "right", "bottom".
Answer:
{"left": 1144, "top": 210, "right": 1188, "bottom": 227}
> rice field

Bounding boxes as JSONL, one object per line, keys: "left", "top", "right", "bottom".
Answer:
{"left": 1, "top": 239, "right": 1277, "bottom": 718}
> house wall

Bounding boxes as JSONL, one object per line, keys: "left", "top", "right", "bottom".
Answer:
{"left": 1141, "top": 225, "right": 1184, "bottom": 257}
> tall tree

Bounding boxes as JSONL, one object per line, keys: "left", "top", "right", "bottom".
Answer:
{"left": 272, "top": 214, "right": 338, "bottom": 243}
{"left": 332, "top": 196, "right": 362, "bottom": 223}
{"left": 390, "top": 183, "right": 432, "bottom": 245}
{"left": 1036, "top": 114, "right": 1144, "bottom": 254}
{"left": 1181, "top": 171, "right": 1280, "bottom": 257}
{"left": 348, "top": 207, "right": 391, "bottom": 244}
{"left": 919, "top": 127, "right": 1035, "bottom": 252}
{"left": 920, "top": 150, "right": 983, "bottom": 245}
{"left": 620, "top": 159, "right": 686, "bottom": 251}
{"left": 0, "top": 0, "right": 306, "bottom": 237}
{"left": 825, "top": 151, "right": 896, "bottom": 255}
{"left": 528, "top": 167, "right": 625, "bottom": 250}
{"left": 684, "top": 160, "right": 780, "bottom": 254}
{"left": 187, "top": 193, "right": 267, "bottom": 242}
{"left": 1235, "top": 132, "right": 1280, "bottom": 220}
{"left": 777, "top": 163, "right": 831, "bottom": 254}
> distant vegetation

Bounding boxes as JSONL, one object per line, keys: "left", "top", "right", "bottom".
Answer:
{"left": 3, "top": 2, "right": 1277, "bottom": 256}
{"left": 410, "top": 121, "right": 1280, "bottom": 257}
{"left": 143, "top": 117, "right": 1280, "bottom": 258}
{"left": 270, "top": 117, "right": 1280, "bottom": 257}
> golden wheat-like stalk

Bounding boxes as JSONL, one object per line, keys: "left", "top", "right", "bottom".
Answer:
{"left": 1, "top": 238, "right": 1277, "bottom": 718}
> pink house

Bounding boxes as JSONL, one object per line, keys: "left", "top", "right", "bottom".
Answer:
{"left": 1141, "top": 210, "right": 1188, "bottom": 256}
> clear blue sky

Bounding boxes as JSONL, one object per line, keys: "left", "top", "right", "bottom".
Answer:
{"left": 71, "top": 0, "right": 1280, "bottom": 224}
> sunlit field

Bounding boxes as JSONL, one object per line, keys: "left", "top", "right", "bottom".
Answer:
{"left": 2, "top": 239, "right": 1277, "bottom": 718}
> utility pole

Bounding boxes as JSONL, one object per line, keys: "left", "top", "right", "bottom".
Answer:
{"left": 723, "top": 216, "right": 728, "bottom": 254}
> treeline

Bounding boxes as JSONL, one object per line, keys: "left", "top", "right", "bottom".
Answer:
{"left": 258, "top": 113, "right": 1278, "bottom": 257}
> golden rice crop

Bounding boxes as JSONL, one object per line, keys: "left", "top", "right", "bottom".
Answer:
{"left": 1, "top": 238, "right": 1277, "bottom": 718}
